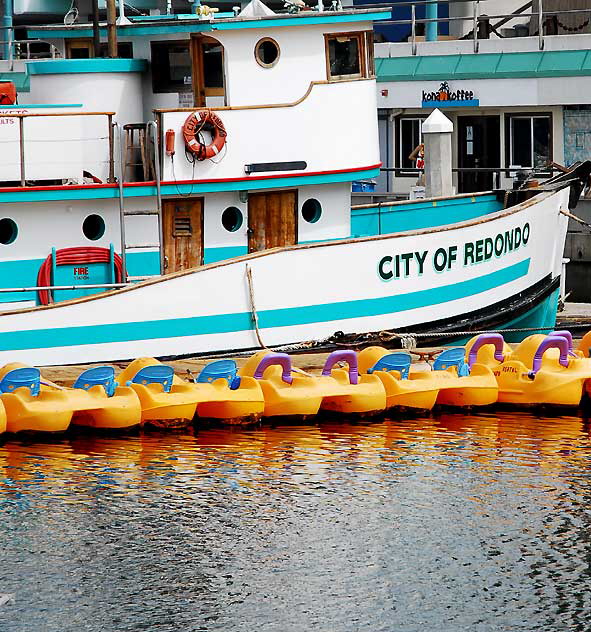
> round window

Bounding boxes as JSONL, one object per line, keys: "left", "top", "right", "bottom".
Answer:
{"left": 221, "top": 206, "right": 243, "bottom": 232}
{"left": 83, "top": 214, "right": 105, "bottom": 241}
{"left": 255, "top": 38, "right": 280, "bottom": 68}
{"left": 0, "top": 218, "right": 17, "bottom": 245}
{"left": 301, "top": 199, "right": 322, "bottom": 224}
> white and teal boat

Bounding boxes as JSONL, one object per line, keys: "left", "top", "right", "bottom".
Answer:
{"left": 0, "top": 3, "right": 584, "bottom": 365}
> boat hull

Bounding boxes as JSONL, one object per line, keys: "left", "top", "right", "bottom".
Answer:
{"left": 0, "top": 188, "right": 570, "bottom": 366}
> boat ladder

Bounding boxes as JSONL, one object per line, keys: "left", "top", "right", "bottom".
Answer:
{"left": 114, "top": 121, "right": 165, "bottom": 283}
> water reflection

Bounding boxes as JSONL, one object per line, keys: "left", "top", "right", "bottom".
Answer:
{"left": 1, "top": 413, "right": 591, "bottom": 631}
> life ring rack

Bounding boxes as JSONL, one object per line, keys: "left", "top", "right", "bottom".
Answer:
{"left": 181, "top": 110, "right": 227, "bottom": 161}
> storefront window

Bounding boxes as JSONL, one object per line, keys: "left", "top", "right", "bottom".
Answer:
{"left": 508, "top": 115, "right": 552, "bottom": 169}
{"left": 399, "top": 118, "right": 426, "bottom": 172}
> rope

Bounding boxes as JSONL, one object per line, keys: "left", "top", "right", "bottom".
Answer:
{"left": 245, "top": 264, "right": 266, "bottom": 349}
{"left": 561, "top": 208, "right": 591, "bottom": 231}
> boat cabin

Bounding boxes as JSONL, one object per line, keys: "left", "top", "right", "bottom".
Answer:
{"left": 0, "top": 5, "right": 387, "bottom": 308}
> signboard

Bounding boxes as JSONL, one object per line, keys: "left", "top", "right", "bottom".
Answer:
{"left": 422, "top": 81, "right": 480, "bottom": 108}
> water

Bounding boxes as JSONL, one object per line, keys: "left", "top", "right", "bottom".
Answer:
{"left": 1, "top": 413, "right": 591, "bottom": 632}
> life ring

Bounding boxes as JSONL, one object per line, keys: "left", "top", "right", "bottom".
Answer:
{"left": 182, "top": 110, "right": 227, "bottom": 160}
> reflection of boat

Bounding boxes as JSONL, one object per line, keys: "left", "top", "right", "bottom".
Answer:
{"left": 0, "top": 5, "right": 586, "bottom": 366}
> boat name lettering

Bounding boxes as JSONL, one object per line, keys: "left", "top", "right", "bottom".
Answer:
{"left": 378, "top": 223, "right": 530, "bottom": 281}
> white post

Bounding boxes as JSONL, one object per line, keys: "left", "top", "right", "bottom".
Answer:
{"left": 422, "top": 108, "right": 454, "bottom": 199}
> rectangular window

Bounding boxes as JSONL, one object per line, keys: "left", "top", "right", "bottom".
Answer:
{"left": 99, "top": 42, "right": 134, "bottom": 59}
{"left": 399, "top": 117, "right": 425, "bottom": 172}
{"left": 325, "top": 31, "right": 374, "bottom": 81}
{"left": 508, "top": 114, "right": 552, "bottom": 169}
{"left": 151, "top": 41, "right": 192, "bottom": 93}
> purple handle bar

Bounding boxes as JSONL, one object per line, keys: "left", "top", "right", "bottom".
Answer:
{"left": 530, "top": 335, "right": 570, "bottom": 375}
{"left": 468, "top": 334, "right": 505, "bottom": 368}
{"left": 549, "top": 330, "right": 577, "bottom": 356}
{"left": 253, "top": 353, "right": 293, "bottom": 384}
{"left": 322, "top": 350, "right": 359, "bottom": 385}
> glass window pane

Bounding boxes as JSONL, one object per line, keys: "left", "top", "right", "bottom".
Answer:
{"left": 533, "top": 117, "right": 551, "bottom": 167}
{"left": 328, "top": 36, "right": 360, "bottom": 77}
{"left": 203, "top": 43, "right": 224, "bottom": 89}
{"left": 511, "top": 118, "right": 532, "bottom": 167}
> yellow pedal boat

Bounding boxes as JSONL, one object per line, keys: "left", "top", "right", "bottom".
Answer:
{"left": 317, "top": 351, "right": 386, "bottom": 416}
{"left": 357, "top": 347, "right": 440, "bottom": 412}
{"left": 490, "top": 334, "right": 591, "bottom": 407}
{"left": 0, "top": 363, "right": 74, "bottom": 434}
{"left": 118, "top": 358, "right": 200, "bottom": 429}
{"left": 69, "top": 366, "right": 142, "bottom": 431}
{"left": 239, "top": 351, "right": 324, "bottom": 420}
{"left": 189, "top": 359, "right": 265, "bottom": 426}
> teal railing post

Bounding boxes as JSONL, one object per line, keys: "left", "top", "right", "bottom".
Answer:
{"left": 426, "top": 0, "right": 438, "bottom": 42}
{"left": 1, "top": 0, "right": 13, "bottom": 62}
{"left": 50, "top": 246, "right": 57, "bottom": 303}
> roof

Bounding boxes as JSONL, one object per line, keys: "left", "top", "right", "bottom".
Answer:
{"left": 27, "top": 8, "right": 391, "bottom": 39}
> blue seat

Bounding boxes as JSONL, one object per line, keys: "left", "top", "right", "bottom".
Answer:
{"left": 126, "top": 365, "right": 174, "bottom": 393}
{"left": 433, "top": 348, "right": 470, "bottom": 376}
{"left": 368, "top": 353, "right": 411, "bottom": 379}
{"left": 73, "top": 366, "right": 117, "bottom": 397}
{"left": 0, "top": 367, "right": 41, "bottom": 396}
{"left": 197, "top": 360, "right": 237, "bottom": 383}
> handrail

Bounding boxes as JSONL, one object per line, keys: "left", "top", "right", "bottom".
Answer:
{"left": 382, "top": 2, "right": 591, "bottom": 53}
{"left": 0, "top": 283, "right": 129, "bottom": 293}
{"left": 115, "top": 122, "right": 128, "bottom": 283}
{"left": 0, "top": 39, "right": 61, "bottom": 61}
{"left": 0, "top": 111, "right": 116, "bottom": 118}
{"left": 147, "top": 120, "right": 164, "bottom": 275}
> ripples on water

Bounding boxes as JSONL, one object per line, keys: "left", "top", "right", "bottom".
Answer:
{"left": 1, "top": 412, "right": 591, "bottom": 631}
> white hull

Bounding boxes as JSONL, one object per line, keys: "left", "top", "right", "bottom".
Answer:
{"left": 0, "top": 188, "right": 569, "bottom": 366}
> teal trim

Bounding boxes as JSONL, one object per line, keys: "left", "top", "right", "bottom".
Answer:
{"left": 203, "top": 246, "right": 248, "bottom": 264}
{"left": 0, "top": 259, "right": 530, "bottom": 351}
{"left": 0, "top": 167, "right": 380, "bottom": 204}
{"left": 28, "top": 11, "right": 389, "bottom": 39}
{"left": 0, "top": 103, "right": 80, "bottom": 110}
{"left": 124, "top": 250, "right": 160, "bottom": 278}
{"left": 377, "top": 49, "right": 591, "bottom": 82}
{"left": 27, "top": 59, "right": 148, "bottom": 74}
{"left": 0, "top": 71, "right": 29, "bottom": 91}
{"left": 351, "top": 194, "right": 502, "bottom": 237}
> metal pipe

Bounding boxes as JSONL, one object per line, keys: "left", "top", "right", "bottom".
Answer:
{"left": 0, "top": 283, "right": 129, "bottom": 293}
{"left": 147, "top": 120, "right": 164, "bottom": 276}
{"left": 116, "top": 123, "right": 128, "bottom": 282}
{"left": 107, "top": 114, "right": 114, "bottom": 182}
{"left": 425, "top": 0, "right": 437, "bottom": 41}
{"left": 473, "top": 0, "right": 479, "bottom": 53}
{"left": 411, "top": 4, "right": 417, "bottom": 55}
{"left": 18, "top": 116, "right": 25, "bottom": 187}
{"left": 538, "top": 0, "right": 544, "bottom": 50}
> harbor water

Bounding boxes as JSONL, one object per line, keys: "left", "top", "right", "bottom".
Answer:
{"left": 1, "top": 413, "right": 591, "bottom": 631}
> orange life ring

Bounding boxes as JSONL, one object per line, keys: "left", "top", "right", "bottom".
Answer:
{"left": 182, "top": 110, "right": 227, "bottom": 160}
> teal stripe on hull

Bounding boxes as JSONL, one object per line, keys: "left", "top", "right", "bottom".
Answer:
{"left": 0, "top": 259, "right": 530, "bottom": 351}
{"left": 203, "top": 246, "right": 248, "bottom": 265}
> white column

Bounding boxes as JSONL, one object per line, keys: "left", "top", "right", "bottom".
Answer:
{"left": 422, "top": 108, "right": 454, "bottom": 199}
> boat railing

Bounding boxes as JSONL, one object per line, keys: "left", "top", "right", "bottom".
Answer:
{"left": 0, "top": 32, "right": 61, "bottom": 70}
{"left": 377, "top": 1, "right": 591, "bottom": 53}
{"left": 0, "top": 110, "right": 115, "bottom": 187}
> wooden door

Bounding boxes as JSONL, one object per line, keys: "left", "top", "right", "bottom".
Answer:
{"left": 248, "top": 191, "right": 297, "bottom": 253}
{"left": 162, "top": 198, "right": 203, "bottom": 272}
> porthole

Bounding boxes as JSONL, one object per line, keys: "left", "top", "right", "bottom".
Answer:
{"left": 82, "top": 214, "right": 105, "bottom": 241}
{"left": 0, "top": 218, "right": 17, "bottom": 245}
{"left": 301, "top": 198, "right": 322, "bottom": 224}
{"left": 221, "top": 206, "right": 243, "bottom": 232}
{"left": 255, "top": 38, "right": 280, "bottom": 68}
